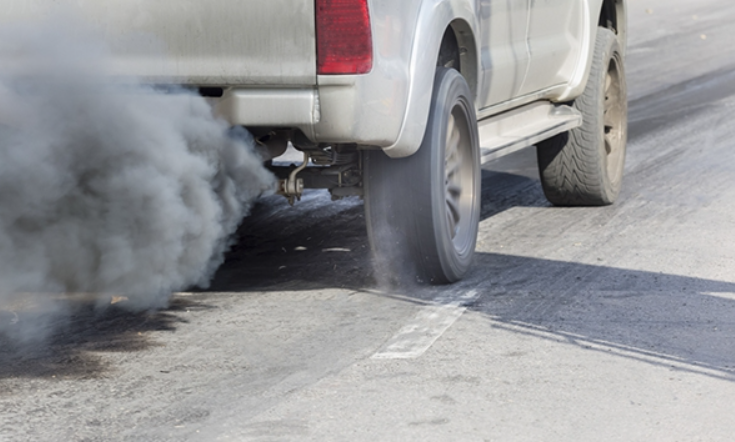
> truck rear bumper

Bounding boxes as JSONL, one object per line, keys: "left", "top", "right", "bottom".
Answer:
{"left": 214, "top": 88, "right": 320, "bottom": 128}
{"left": 210, "top": 77, "right": 405, "bottom": 150}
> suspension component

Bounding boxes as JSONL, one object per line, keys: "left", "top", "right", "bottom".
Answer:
{"left": 271, "top": 145, "right": 363, "bottom": 204}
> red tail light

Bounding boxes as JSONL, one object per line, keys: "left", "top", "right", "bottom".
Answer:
{"left": 315, "top": 0, "right": 373, "bottom": 75}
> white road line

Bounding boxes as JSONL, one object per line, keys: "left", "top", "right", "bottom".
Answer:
{"left": 371, "top": 290, "right": 480, "bottom": 360}
{"left": 702, "top": 292, "right": 735, "bottom": 301}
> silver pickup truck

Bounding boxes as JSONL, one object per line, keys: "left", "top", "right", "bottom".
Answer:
{"left": 3, "top": 0, "right": 628, "bottom": 284}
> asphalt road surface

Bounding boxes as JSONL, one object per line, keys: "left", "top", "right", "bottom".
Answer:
{"left": 3, "top": 1, "right": 735, "bottom": 441}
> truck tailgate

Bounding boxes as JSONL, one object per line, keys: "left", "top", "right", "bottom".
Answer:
{"left": 0, "top": 0, "right": 317, "bottom": 86}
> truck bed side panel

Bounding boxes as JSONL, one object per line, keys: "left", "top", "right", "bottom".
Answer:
{"left": 0, "top": 0, "right": 317, "bottom": 86}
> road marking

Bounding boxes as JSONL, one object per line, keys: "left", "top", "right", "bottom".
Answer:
{"left": 371, "top": 290, "right": 480, "bottom": 360}
{"left": 702, "top": 292, "right": 735, "bottom": 301}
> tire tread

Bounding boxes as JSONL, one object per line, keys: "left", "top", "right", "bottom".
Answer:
{"left": 537, "top": 28, "right": 626, "bottom": 206}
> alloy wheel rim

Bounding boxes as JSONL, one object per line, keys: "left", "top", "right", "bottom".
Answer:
{"left": 603, "top": 56, "right": 625, "bottom": 184}
{"left": 444, "top": 107, "right": 474, "bottom": 253}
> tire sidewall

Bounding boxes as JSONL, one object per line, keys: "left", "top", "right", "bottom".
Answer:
{"left": 590, "top": 29, "right": 628, "bottom": 202}
{"left": 422, "top": 68, "right": 480, "bottom": 281}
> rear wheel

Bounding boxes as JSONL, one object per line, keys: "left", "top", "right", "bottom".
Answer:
{"left": 364, "top": 68, "right": 480, "bottom": 284}
{"left": 536, "top": 27, "right": 628, "bottom": 206}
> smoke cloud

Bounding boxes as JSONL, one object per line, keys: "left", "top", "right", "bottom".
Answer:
{"left": 0, "top": 16, "right": 275, "bottom": 342}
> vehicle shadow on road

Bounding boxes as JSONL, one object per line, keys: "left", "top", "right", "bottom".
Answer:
{"left": 480, "top": 168, "right": 549, "bottom": 221}
{"left": 465, "top": 252, "right": 735, "bottom": 381}
{"left": 0, "top": 296, "right": 212, "bottom": 379}
{"left": 207, "top": 191, "right": 373, "bottom": 292}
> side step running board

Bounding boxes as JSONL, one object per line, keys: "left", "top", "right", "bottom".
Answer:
{"left": 477, "top": 101, "right": 582, "bottom": 164}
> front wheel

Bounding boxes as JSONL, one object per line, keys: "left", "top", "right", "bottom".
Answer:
{"left": 536, "top": 27, "right": 628, "bottom": 206}
{"left": 364, "top": 68, "right": 480, "bottom": 284}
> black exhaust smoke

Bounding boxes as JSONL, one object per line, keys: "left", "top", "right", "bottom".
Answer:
{"left": 0, "top": 14, "right": 275, "bottom": 342}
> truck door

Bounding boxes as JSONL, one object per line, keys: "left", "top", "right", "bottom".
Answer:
{"left": 476, "top": 0, "right": 530, "bottom": 109}
{"left": 518, "top": 0, "right": 587, "bottom": 95}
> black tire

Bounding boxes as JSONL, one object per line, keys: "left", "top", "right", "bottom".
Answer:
{"left": 536, "top": 27, "right": 628, "bottom": 206}
{"left": 364, "top": 68, "right": 480, "bottom": 284}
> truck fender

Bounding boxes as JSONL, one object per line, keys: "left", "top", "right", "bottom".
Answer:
{"left": 382, "top": 0, "right": 479, "bottom": 158}
{"left": 556, "top": 0, "right": 627, "bottom": 102}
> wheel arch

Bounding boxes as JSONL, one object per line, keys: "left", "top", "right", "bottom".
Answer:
{"left": 381, "top": 0, "right": 480, "bottom": 159}
{"left": 599, "top": 0, "right": 628, "bottom": 52}
{"left": 556, "top": 0, "right": 627, "bottom": 102}
{"left": 438, "top": 19, "right": 479, "bottom": 102}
